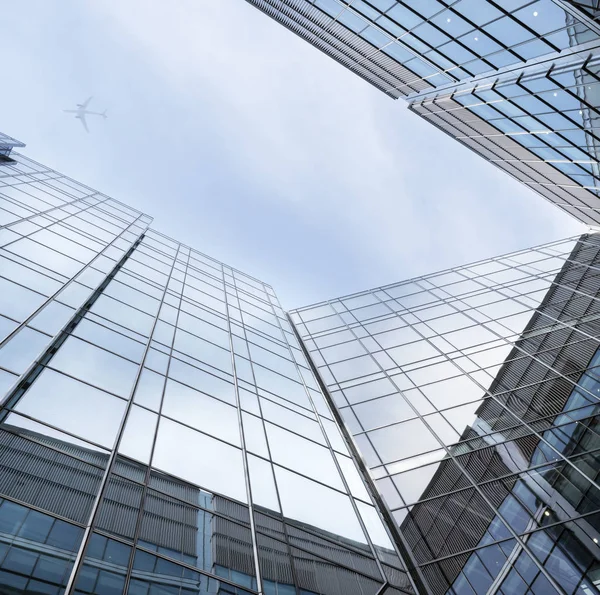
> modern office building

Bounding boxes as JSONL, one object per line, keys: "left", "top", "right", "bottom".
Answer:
{"left": 292, "top": 232, "right": 600, "bottom": 594}
{"left": 243, "top": 0, "right": 600, "bottom": 224}
{"left": 4, "top": 128, "right": 600, "bottom": 594}
{"left": 0, "top": 140, "right": 414, "bottom": 594}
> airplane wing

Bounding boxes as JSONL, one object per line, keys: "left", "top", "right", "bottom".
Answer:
{"left": 77, "top": 114, "right": 90, "bottom": 133}
{"left": 80, "top": 96, "right": 93, "bottom": 109}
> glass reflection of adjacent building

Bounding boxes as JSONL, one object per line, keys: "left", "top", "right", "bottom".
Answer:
{"left": 243, "top": 0, "right": 600, "bottom": 223}
{"left": 0, "top": 139, "right": 415, "bottom": 595}
{"left": 292, "top": 233, "right": 600, "bottom": 594}
{"left": 0, "top": 424, "right": 404, "bottom": 595}
{"left": 5, "top": 124, "right": 600, "bottom": 594}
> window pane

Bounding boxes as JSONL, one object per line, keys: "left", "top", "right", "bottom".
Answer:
{"left": 50, "top": 336, "right": 139, "bottom": 397}
{"left": 118, "top": 405, "right": 158, "bottom": 464}
{"left": 14, "top": 368, "right": 126, "bottom": 448}
{"left": 152, "top": 418, "right": 247, "bottom": 502}
{"left": 274, "top": 466, "right": 365, "bottom": 544}
{"left": 162, "top": 379, "right": 240, "bottom": 446}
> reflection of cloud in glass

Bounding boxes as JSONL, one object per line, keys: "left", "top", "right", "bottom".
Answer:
{"left": 293, "top": 233, "right": 600, "bottom": 593}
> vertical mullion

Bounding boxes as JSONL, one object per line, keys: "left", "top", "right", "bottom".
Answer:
{"left": 0, "top": 211, "right": 148, "bottom": 354}
{"left": 225, "top": 269, "right": 266, "bottom": 595}
{"left": 62, "top": 238, "right": 182, "bottom": 594}
{"left": 119, "top": 243, "right": 190, "bottom": 594}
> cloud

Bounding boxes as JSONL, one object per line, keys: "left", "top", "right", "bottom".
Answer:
{"left": 0, "top": 0, "right": 585, "bottom": 309}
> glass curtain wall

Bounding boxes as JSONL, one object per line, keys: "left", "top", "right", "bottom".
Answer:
{"left": 292, "top": 233, "right": 600, "bottom": 594}
{"left": 0, "top": 147, "right": 414, "bottom": 595}
{"left": 409, "top": 47, "right": 600, "bottom": 225}
{"left": 242, "top": 0, "right": 600, "bottom": 223}
{"left": 244, "top": 0, "right": 599, "bottom": 97}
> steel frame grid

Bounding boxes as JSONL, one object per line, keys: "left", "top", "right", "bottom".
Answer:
{"left": 244, "top": 0, "right": 600, "bottom": 99}
{"left": 0, "top": 148, "right": 418, "bottom": 595}
{"left": 291, "top": 233, "right": 600, "bottom": 594}
{"left": 0, "top": 229, "right": 414, "bottom": 595}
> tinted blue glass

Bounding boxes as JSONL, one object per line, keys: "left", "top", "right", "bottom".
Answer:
{"left": 527, "top": 531, "right": 553, "bottom": 565}
{"left": 127, "top": 581, "right": 150, "bottom": 595}
{"left": 387, "top": 4, "right": 422, "bottom": 29}
{"left": 499, "top": 495, "right": 531, "bottom": 534}
{"left": 512, "top": 481, "right": 538, "bottom": 514}
{"left": 33, "top": 555, "right": 71, "bottom": 585}
{"left": 500, "top": 568, "right": 527, "bottom": 595}
{"left": 76, "top": 566, "right": 99, "bottom": 593}
{"left": 104, "top": 539, "right": 130, "bottom": 567}
{"left": 27, "top": 579, "right": 61, "bottom": 594}
{"left": 353, "top": 0, "right": 378, "bottom": 21}
{"left": 95, "top": 570, "right": 125, "bottom": 595}
{"left": 375, "top": 15, "right": 404, "bottom": 38}
{"left": 155, "top": 557, "right": 182, "bottom": 576}
{"left": 2, "top": 547, "right": 38, "bottom": 574}
{"left": 454, "top": 0, "right": 502, "bottom": 26}
{"left": 439, "top": 40, "right": 477, "bottom": 64}
{"left": 383, "top": 43, "right": 415, "bottom": 63}
{"left": 370, "top": 0, "right": 394, "bottom": 10}
{"left": 46, "top": 520, "right": 83, "bottom": 552}
{"left": 337, "top": 9, "right": 366, "bottom": 32}
{"left": 531, "top": 572, "right": 556, "bottom": 594}
{"left": 477, "top": 543, "right": 507, "bottom": 576}
{"left": 463, "top": 556, "right": 493, "bottom": 592}
{"left": 543, "top": 542, "right": 586, "bottom": 593}
{"left": 0, "top": 570, "right": 27, "bottom": 590}
{"left": 85, "top": 533, "right": 107, "bottom": 560}
{"left": 132, "top": 550, "right": 155, "bottom": 572}
{"left": 0, "top": 500, "right": 27, "bottom": 534}
{"left": 75, "top": 536, "right": 131, "bottom": 595}
{"left": 18, "top": 510, "right": 54, "bottom": 543}
{"left": 452, "top": 573, "right": 476, "bottom": 595}
{"left": 361, "top": 26, "right": 389, "bottom": 47}
{"left": 231, "top": 569, "right": 254, "bottom": 589}
{"left": 131, "top": 550, "right": 255, "bottom": 595}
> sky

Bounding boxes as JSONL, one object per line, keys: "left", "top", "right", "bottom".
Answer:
{"left": 0, "top": 0, "right": 585, "bottom": 309}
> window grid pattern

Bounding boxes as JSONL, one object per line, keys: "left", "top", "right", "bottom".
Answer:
{"left": 410, "top": 49, "right": 600, "bottom": 225}
{"left": 245, "top": 0, "right": 426, "bottom": 98}
{"left": 244, "top": 0, "right": 600, "bottom": 225}
{"left": 291, "top": 233, "right": 600, "bottom": 594}
{"left": 244, "top": 0, "right": 600, "bottom": 96}
{"left": 563, "top": 0, "right": 600, "bottom": 20}
{"left": 0, "top": 152, "right": 415, "bottom": 595}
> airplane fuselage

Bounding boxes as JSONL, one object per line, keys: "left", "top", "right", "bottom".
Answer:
{"left": 64, "top": 98, "right": 106, "bottom": 132}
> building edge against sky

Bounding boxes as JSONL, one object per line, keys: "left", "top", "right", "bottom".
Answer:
{"left": 242, "top": 0, "right": 600, "bottom": 225}
{"left": 291, "top": 232, "right": 600, "bottom": 594}
{"left": 0, "top": 136, "right": 418, "bottom": 595}
{"left": 2, "top": 126, "right": 600, "bottom": 594}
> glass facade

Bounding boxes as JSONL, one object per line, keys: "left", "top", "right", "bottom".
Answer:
{"left": 0, "top": 143, "right": 414, "bottom": 594}
{"left": 409, "top": 45, "right": 600, "bottom": 225}
{"left": 292, "top": 233, "right": 600, "bottom": 594}
{"left": 0, "top": 132, "right": 25, "bottom": 159}
{"left": 243, "top": 0, "right": 600, "bottom": 223}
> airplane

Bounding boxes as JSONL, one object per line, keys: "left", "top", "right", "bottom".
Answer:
{"left": 63, "top": 97, "right": 107, "bottom": 133}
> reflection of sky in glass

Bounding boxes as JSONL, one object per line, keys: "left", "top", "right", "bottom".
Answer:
{"left": 410, "top": 50, "right": 600, "bottom": 225}
{"left": 0, "top": 150, "right": 410, "bottom": 594}
{"left": 249, "top": 0, "right": 599, "bottom": 97}
{"left": 293, "top": 233, "right": 600, "bottom": 594}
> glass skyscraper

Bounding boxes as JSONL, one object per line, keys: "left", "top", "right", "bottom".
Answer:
{"left": 243, "top": 0, "right": 600, "bottom": 224}
{"left": 0, "top": 140, "right": 414, "bottom": 594}
{"left": 292, "top": 233, "right": 600, "bottom": 594}
{"left": 4, "top": 111, "right": 600, "bottom": 594}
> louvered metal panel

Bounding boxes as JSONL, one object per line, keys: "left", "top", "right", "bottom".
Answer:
{"left": 244, "top": 0, "right": 434, "bottom": 98}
